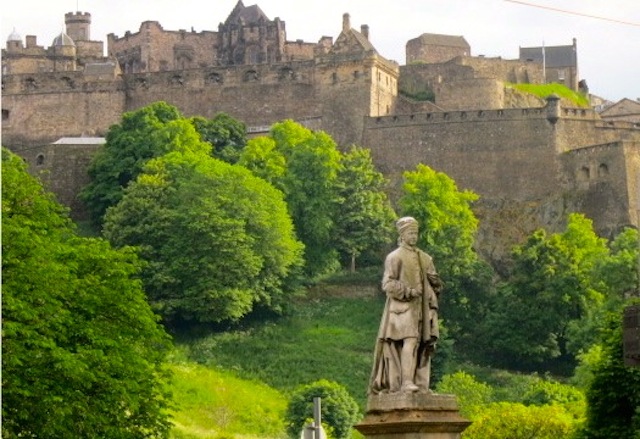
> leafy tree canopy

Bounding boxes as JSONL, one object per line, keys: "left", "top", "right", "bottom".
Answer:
{"left": 285, "top": 380, "right": 360, "bottom": 439}
{"left": 2, "top": 148, "right": 172, "bottom": 438}
{"left": 190, "top": 112, "right": 247, "bottom": 164}
{"left": 399, "top": 163, "right": 480, "bottom": 276}
{"left": 580, "top": 303, "right": 640, "bottom": 439}
{"left": 334, "top": 145, "right": 396, "bottom": 271}
{"left": 103, "top": 150, "right": 304, "bottom": 323}
{"left": 80, "top": 102, "right": 209, "bottom": 225}
{"left": 462, "top": 402, "right": 579, "bottom": 439}
{"left": 482, "top": 214, "right": 612, "bottom": 372}
{"left": 240, "top": 120, "right": 343, "bottom": 277}
{"left": 81, "top": 102, "right": 247, "bottom": 226}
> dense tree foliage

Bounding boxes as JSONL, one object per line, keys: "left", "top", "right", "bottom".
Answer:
{"left": 81, "top": 102, "right": 246, "bottom": 225}
{"left": 579, "top": 305, "right": 640, "bottom": 439}
{"left": 190, "top": 112, "right": 247, "bottom": 163}
{"left": 2, "top": 148, "right": 172, "bottom": 438}
{"left": 399, "top": 163, "right": 479, "bottom": 274}
{"left": 482, "top": 214, "right": 609, "bottom": 372}
{"left": 240, "top": 120, "right": 343, "bottom": 276}
{"left": 103, "top": 150, "right": 303, "bottom": 323}
{"left": 285, "top": 380, "right": 360, "bottom": 439}
{"left": 334, "top": 146, "right": 396, "bottom": 271}
{"left": 80, "top": 102, "right": 186, "bottom": 224}
{"left": 462, "top": 402, "right": 578, "bottom": 439}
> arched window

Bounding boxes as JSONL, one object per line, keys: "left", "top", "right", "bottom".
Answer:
{"left": 598, "top": 163, "right": 609, "bottom": 177}
{"left": 36, "top": 154, "right": 45, "bottom": 166}
{"left": 579, "top": 166, "right": 590, "bottom": 181}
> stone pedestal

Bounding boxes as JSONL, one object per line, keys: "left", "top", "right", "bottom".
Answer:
{"left": 355, "top": 393, "right": 471, "bottom": 439}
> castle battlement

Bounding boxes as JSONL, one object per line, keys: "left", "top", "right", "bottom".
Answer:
{"left": 366, "top": 105, "right": 553, "bottom": 128}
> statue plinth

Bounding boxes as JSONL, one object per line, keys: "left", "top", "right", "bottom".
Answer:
{"left": 355, "top": 393, "right": 471, "bottom": 439}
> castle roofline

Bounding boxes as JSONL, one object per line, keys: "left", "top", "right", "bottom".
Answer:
{"left": 53, "top": 137, "right": 106, "bottom": 145}
{"left": 52, "top": 31, "right": 75, "bottom": 47}
{"left": 7, "top": 28, "right": 22, "bottom": 42}
{"left": 410, "top": 33, "right": 469, "bottom": 48}
{"left": 224, "top": 0, "right": 269, "bottom": 26}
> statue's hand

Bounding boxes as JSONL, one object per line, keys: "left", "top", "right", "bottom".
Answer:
{"left": 407, "top": 288, "right": 420, "bottom": 299}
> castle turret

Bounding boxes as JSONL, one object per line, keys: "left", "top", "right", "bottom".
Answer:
{"left": 65, "top": 12, "right": 91, "bottom": 41}
{"left": 51, "top": 30, "right": 77, "bottom": 71}
{"left": 6, "top": 28, "right": 23, "bottom": 51}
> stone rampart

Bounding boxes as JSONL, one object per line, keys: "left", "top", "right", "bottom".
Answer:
{"left": 362, "top": 106, "right": 557, "bottom": 201}
{"left": 2, "top": 73, "right": 125, "bottom": 146}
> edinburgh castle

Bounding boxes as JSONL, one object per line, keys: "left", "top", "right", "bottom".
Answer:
{"left": 3, "top": 1, "right": 639, "bottom": 263}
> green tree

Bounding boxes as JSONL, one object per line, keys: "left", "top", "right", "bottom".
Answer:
{"left": 103, "top": 150, "right": 304, "bottom": 323}
{"left": 462, "top": 402, "right": 579, "bottom": 439}
{"left": 190, "top": 112, "right": 247, "bottom": 163}
{"left": 398, "top": 163, "right": 479, "bottom": 276}
{"left": 596, "top": 227, "right": 639, "bottom": 300}
{"left": 240, "top": 120, "right": 342, "bottom": 277}
{"left": 285, "top": 380, "right": 360, "bottom": 439}
{"left": 397, "top": 164, "right": 491, "bottom": 352}
{"left": 2, "top": 148, "right": 172, "bottom": 438}
{"left": 483, "top": 214, "right": 608, "bottom": 371}
{"left": 580, "top": 306, "right": 640, "bottom": 439}
{"left": 334, "top": 145, "right": 396, "bottom": 271}
{"left": 435, "top": 372, "right": 494, "bottom": 418}
{"left": 80, "top": 102, "right": 209, "bottom": 225}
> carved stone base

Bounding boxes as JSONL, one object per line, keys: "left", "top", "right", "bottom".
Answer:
{"left": 355, "top": 393, "right": 471, "bottom": 439}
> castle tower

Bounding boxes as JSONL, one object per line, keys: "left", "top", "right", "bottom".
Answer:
{"left": 217, "top": 0, "right": 285, "bottom": 65}
{"left": 51, "top": 30, "right": 77, "bottom": 71}
{"left": 6, "top": 29, "right": 23, "bottom": 52}
{"left": 65, "top": 12, "right": 91, "bottom": 42}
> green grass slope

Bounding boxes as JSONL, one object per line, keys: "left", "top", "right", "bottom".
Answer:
{"left": 507, "top": 83, "right": 590, "bottom": 107}
{"left": 176, "top": 294, "right": 385, "bottom": 409}
{"left": 168, "top": 361, "right": 287, "bottom": 439}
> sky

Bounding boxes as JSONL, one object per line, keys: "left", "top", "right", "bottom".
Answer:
{"left": 2, "top": 0, "right": 639, "bottom": 102}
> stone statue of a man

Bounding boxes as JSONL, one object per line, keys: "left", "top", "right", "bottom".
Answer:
{"left": 369, "top": 216, "right": 443, "bottom": 394}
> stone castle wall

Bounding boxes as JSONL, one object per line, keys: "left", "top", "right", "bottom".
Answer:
{"left": 2, "top": 72, "right": 125, "bottom": 146}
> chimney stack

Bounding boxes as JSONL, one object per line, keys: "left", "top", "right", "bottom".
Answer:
{"left": 361, "top": 24, "right": 369, "bottom": 40}
{"left": 343, "top": 13, "right": 350, "bottom": 32}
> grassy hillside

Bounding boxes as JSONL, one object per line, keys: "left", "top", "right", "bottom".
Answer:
{"left": 174, "top": 293, "right": 385, "bottom": 409}
{"left": 507, "top": 83, "right": 590, "bottom": 107}
{"left": 167, "top": 283, "right": 585, "bottom": 438}
{"left": 168, "top": 361, "right": 288, "bottom": 439}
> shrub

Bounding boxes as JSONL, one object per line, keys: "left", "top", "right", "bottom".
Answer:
{"left": 285, "top": 380, "right": 360, "bottom": 439}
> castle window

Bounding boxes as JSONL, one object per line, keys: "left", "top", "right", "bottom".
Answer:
{"left": 598, "top": 163, "right": 609, "bottom": 177}
{"left": 2, "top": 109, "right": 9, "bottom": 122}
{"left": 244, "top": 70, "right": 259, "bottom": 82}
{"left": 205, "top": 72, "right": 223, "bottom": 84}
{"left": 36, "top": 154, "right": 45, "bottom": 166}
{"left": 579, "top": 166, "right": 590, "bottom": 181}
{"left": 61, "top": 76, "right": 75, "bottom": 89}
{"left": 279, "top": 67, "right": 295, "bottom": 81}
{"left": 246, "top": 46, "right": 260, "bottom": 64}
{"left": 24, "top": 77, "right": 37, "bottom": 90}
{"left": 332, "top": 72, "right": 338, "bottom": 84}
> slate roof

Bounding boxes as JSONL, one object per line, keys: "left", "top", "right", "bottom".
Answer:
{"left": 520, "top": 44, "right": 576, "bottom": 68}
{"left": 224, "top": 0, "right": 269, "bottom": 26}
{"left": 53, "top": 137, "right": 106, "bottom": 145}
{"left": 410, "top": 33, "right": 469, "bottom": 49}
